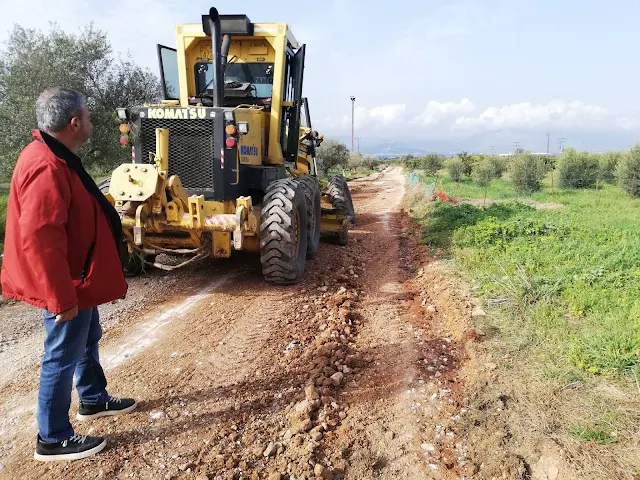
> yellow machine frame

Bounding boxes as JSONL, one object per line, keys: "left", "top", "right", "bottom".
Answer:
{"left": 107, "top": 7, "right": 349, "bottom": 276}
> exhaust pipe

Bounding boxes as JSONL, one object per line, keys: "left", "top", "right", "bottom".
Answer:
{"left": 221, "top": 34, "right": 231, "bottom": 75}
{"left": 208, "top": 7, "right": 224, "bottom": 107}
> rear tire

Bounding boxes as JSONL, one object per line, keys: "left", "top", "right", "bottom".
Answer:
{"left": 328, "top": 174, "right": 355, "bottom": 223}
{"left": 296, "top": 176, "right": 321, "bottom": 259}
{"left": 260, "top": 179, "right": 309, "bottom": 285}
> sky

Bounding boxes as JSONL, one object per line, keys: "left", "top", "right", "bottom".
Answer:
{"left": 1, "top": 0, "right": 639, "bottom": 154}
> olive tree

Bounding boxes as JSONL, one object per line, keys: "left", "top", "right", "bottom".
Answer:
{"left": 0, "top": 23, "right": 162, "bottom": 175}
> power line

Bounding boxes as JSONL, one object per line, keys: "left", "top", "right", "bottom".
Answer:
{"left": 557, "top": 137, "right": 566, "bottom": 154}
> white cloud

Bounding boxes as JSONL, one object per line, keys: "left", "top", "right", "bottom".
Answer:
{"left": 413, "top": 99, "right": 475, "bottom": 126}
{"left": 453, "top": 100, "right": 620, "bottom": 131}
{"left": 317, "top": 98, "right": 640, "bottom": 138}
{"left": 336, "top": 104, "right": 407, "bottom": 131}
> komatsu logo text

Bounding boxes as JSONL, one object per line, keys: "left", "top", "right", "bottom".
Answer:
{"left": 240, "top": 145, "right": 258, "bottom": 156}
{"left": 147, "top": 107, "right": 207, "bottom": 119}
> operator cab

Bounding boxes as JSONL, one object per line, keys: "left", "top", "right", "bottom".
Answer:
{"left": 156, "top": 13, "right": 290, "bottom": 111}
{"left": 192, "top": 61, "right": 274, "bottom": 108}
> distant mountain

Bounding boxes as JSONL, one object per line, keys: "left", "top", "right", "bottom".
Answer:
{"left": 361, "top": 142, "right": 428, "bottom": 157}
{"left": 321, "top": 129, "right": 640, "bottom": 157}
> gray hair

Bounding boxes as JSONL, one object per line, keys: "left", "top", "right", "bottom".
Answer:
{"left": 36, "top": 87, "right": 87, "bottom": 133}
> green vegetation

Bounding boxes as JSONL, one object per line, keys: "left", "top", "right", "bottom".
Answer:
{"left": 414, "top": 171, "right": 640, "bottom": 375}
{"left": 406, "top": 148, "right": 640, "bottom": 469}
{"left": 473, "top": 159, "right": 496, "bottom": 204}
{"left": 316, "top": 139, "right": 386, "bottom": 179}
{"left": 616, "top": 145, "right": 640, "bottom": 197}
{"left": 599, "top": 151, "right": 622, "bottom": 184}
{"left": 446, "top": 157, "right": 466, "bottom": 182}
{"left": 508, "top": 153, "right": 547, "bottom": 193}
{"left": 405, "top": 153, "right": 444, "bottom": 175}
{"left": 0, "top": 24, "right": 161, "bottom": 176}
{"left": 557, "top": 148, "right": 600, "bottom": 189}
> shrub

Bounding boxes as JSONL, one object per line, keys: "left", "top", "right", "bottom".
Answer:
{"left": 600, "top": 151, "right": 622, "bottom": 184}
{"left": 316, "top": 139, "right": 349, "bottom": 175}
{"left": 423, "top": 153, "right": 444, "bottom": 176}
{"left": 362, "top": 155, "right": 381, "bottom": 170}
{"left": 617, "top": 144, "right": 640, "bottom": 197}
{"left": 474, "top": 159, "right": 495, "bottom": 204}
{"left": 455, "top": 216, "right": 568, "bottom": 249}
{"left": 457, "top": 151, "right": 474, "bottom": 176}
{"left": 348, "top": 152, "right": 365, "bottom": 170}
{"left": 509, "top": 153, "right": 545, "bottom": 194}
{"left": 475, "top": 159, "right": 495, "bottom": 182}
{"left": 446, "top": 158, "right": 466, "bottom": 182}
{"left": 557, "top": 148, "right": 599, "bottom": 189}
{"left": 488, "top": 155, "right": 507, "bottom": 178}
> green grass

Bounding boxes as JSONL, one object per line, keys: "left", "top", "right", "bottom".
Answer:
{"left": 408, "top": 167, "right": 640, "bottom": 472}
{"left": 569, "top": 427, "right": 618, "bottom": 445}
{"left": 414, "top": 170, "right": 640, "bottom": 375}
{"left": 430, "top": 171, "right": 520, "bottom": 199}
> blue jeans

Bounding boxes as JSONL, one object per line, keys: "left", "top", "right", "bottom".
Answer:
{"left": 37, "top": 307, "right": 110, "bottom": 442}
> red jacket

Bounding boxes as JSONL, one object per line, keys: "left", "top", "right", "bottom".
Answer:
{"left": 1, "top": 130, "right": 127, "bottom": 313}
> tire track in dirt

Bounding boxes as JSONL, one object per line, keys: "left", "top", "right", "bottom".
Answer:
{"left": 315, "top": 168, "right": 477, "bottom": 479}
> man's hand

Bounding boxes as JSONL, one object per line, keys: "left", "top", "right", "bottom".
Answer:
{"left": 55, "top": 305, "right": 78, "bottom": 323}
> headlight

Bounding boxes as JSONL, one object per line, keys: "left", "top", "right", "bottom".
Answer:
{"left": 237, "top": 122, "right": 249, "bottom": 134}
{"left": 116, "top": 108, "right": 128, "bottom": 121}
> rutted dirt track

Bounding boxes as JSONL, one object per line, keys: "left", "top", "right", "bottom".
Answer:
{"left": 0, "top": 168, "right": 482, "bottom": 480}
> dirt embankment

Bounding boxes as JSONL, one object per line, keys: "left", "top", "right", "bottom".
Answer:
{"left": 0, "top": 168, "right": 505, "bottom": 480}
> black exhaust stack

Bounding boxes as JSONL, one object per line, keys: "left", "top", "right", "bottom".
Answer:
{"left": 208, "top": 8, "right": 224, "bottom": 108}
{"left": 221, "top": 34, "right": 232, "bottom": 76}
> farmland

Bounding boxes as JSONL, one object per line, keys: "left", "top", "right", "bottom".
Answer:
{"left": 404, "top": 149, "right": 640, "bottom": 478}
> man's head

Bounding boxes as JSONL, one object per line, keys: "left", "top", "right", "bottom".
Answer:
{"left": 36, "top": 87, "right": 93, "bottom": 152}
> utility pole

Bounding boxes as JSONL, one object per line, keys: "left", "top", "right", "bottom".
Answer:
{"left": 514, "top": 141, "right": 520, "bottom": 153}
{"left": 546, "top": 132, "right": 550, "bottom": 155}
{"left": 490, "top": 145, "right": 496, "bottom": 155}
{"left": 356, "top": 136, "right": 361, "bottom": 153}
{"left": 558, "top": 137, "right": 566, "bottom": 154}
{"left": 350, "top": 96, "right": 356, "bottom": 153}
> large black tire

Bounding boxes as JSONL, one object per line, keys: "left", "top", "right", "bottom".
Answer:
{"left": 260, "top": 179, "right": 309, "bottom": 284}
{"left": 119, "top": 241, "right": 144, "bottom": 276}
{"left": 328, "top": 174, "right": 355, "bottom": 223}
{"left": 296, "top": 176, "right": 321, "bottom": 259}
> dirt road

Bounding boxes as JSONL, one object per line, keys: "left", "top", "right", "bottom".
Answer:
{"left": 0, "top": 168, "right": 479, "bottom": 480}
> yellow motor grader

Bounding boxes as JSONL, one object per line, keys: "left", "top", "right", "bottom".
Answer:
{"left": 101, "top": 7, "right": 355, "bottom": 284}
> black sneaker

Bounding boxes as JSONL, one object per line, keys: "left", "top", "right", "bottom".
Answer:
{"left": 34, "top": 434, "right": 106, "bottom": 461}
{"left": 76, "top": 396, "right": 137, "bottom": 421}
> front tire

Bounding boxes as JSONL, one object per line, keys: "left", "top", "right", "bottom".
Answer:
{"left": 260, "top": 179, "right": 309, "bottom": 285}
{"left": 119, "top": 242, "right": 144, "bottom": 276}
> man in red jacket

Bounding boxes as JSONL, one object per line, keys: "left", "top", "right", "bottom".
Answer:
{"left": 1, "top": 87, "right": 136, "bottom": 461}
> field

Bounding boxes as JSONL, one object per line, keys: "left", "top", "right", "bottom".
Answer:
{"left": 405, "top": 167, "right": 640, "bottom": 477}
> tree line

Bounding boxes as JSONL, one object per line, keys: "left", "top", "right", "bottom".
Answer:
{"left": 0, "top": 23, "right": 162, "bottom": 176}
{"left": 401, "top": 146, "right": 640, "bottom": 198}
